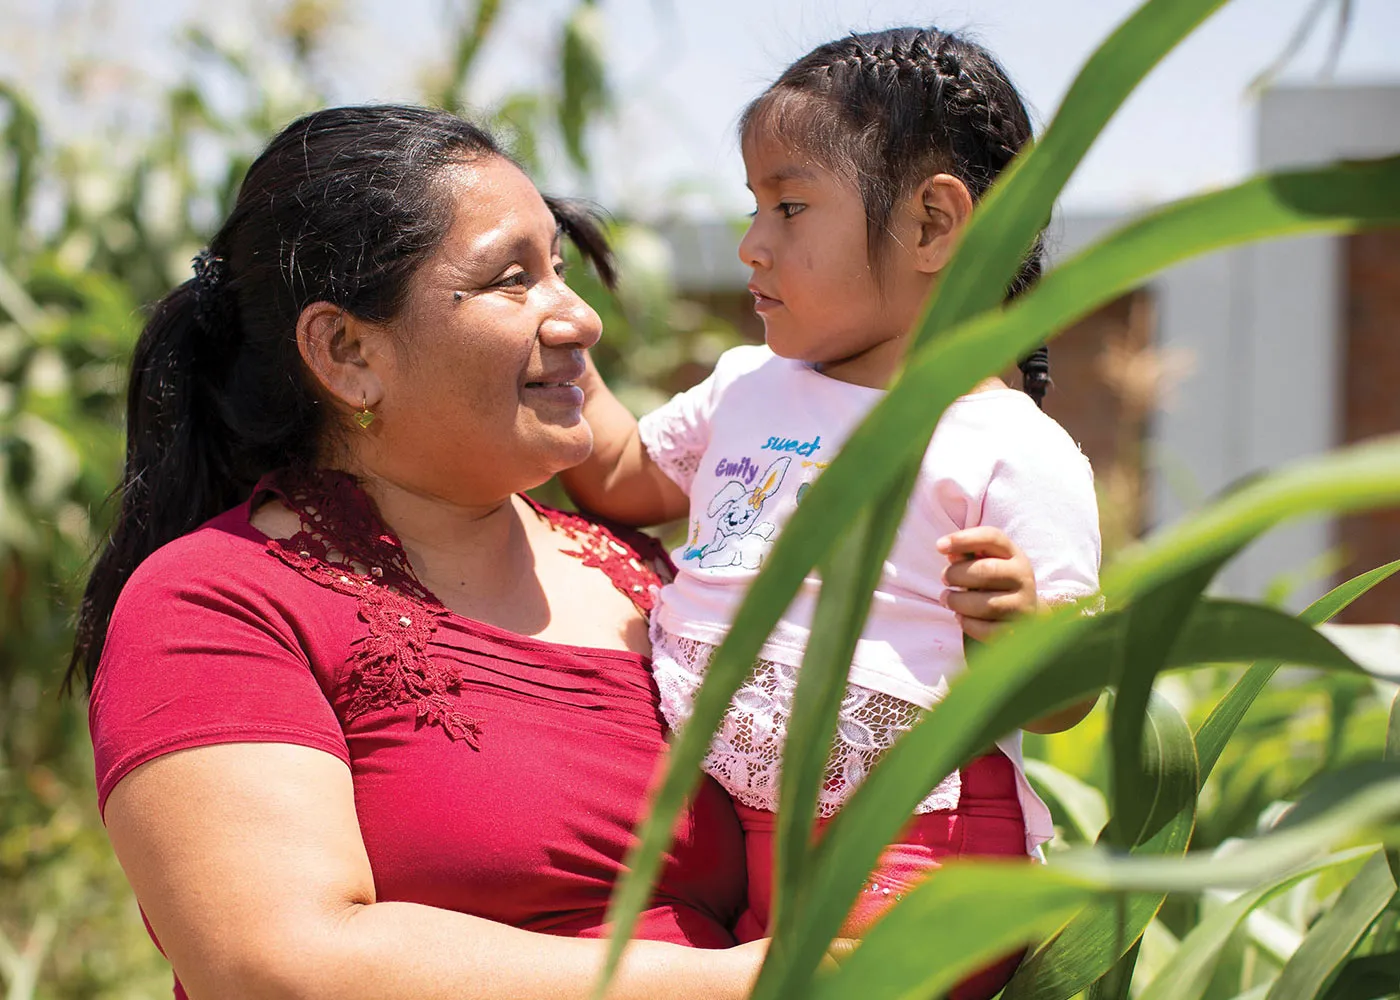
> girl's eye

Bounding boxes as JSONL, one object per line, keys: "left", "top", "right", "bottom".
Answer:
{"left": 777, "top": 202, "right": 804, "bottom": 219}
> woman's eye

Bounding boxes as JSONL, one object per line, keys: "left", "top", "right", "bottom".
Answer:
{"left": 554, "top": 260, "right": 569, "bottom": 279}
{"left": 777, "top": 202, "right": 804, "bottom": 219}
{"left": 495, "top": 270, "right": 530, "bottom": 289}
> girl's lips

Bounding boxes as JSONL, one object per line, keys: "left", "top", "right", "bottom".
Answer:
{"left": 749, "top": 287, "right": 783, "bottom": 312}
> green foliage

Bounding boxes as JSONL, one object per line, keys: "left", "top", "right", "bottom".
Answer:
{"left": 4, "top": 1, "right": 1399, "bottom": 998}
{"left": 597, "top": 2, "right": 1400, "bottom": 999}
{"left": 0, "top": 3, "right": 737, "bottom": 995}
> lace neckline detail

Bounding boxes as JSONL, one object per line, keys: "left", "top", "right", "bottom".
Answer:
{"left": 252, "top": 468, "right": 669, "bottom": 748}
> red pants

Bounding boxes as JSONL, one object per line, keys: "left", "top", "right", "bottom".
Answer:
{"left": 732, "top": 751, "right": 1028, "bottom": 1000}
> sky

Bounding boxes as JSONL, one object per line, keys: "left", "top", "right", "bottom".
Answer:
{"left": 5, "top": 0, "right": 1400, "bottom": 218}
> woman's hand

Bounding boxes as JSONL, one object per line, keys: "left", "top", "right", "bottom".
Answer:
{"left": 936, "top": 526, "right": 1038, "bottom": 642}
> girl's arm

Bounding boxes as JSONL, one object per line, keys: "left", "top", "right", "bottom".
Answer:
{"left": 937, "top": 526, "right": 1099, "bottom": 734}
{"left": 559, "top": 354, "right": 689, "bottom": 526}
{"left": 103, "top": 742, "right": 763, "bottom": 1000}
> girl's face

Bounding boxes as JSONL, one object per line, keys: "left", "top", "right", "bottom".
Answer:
{"left": 738, "top": 131, "right": 934, "bottom": 387}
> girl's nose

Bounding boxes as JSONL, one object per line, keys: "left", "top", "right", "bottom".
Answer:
{"left": 738, "top": 220, "right": 770, "bottom": 270}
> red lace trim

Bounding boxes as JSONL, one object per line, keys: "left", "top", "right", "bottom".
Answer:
{"left": 523, "top": 499, "right": 670, "bottom": 614}
{"left": 256, "top": 469, "right": 670, "bottom": 748}
{"left": 260, "top": 469, "right": 483, "bottom": 748}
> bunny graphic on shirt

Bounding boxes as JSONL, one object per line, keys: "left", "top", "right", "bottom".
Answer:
{"left": 690, "top": 456, "right": 791, "bottom": 570}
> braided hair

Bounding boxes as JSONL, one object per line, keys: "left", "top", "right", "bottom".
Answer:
{"left": 739, "top": 27, "right": 1051, "bottom": 405}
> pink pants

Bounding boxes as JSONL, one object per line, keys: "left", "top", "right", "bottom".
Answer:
{"left": 732, "top": 751, "right": 1029, "bottom": 1000}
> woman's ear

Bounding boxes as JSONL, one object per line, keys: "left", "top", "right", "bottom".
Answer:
{"left": 295, "top": 302, "right": 387, "bottom": 414}
{"left": 906, "top": 173, "right": 974, "bottom": 274}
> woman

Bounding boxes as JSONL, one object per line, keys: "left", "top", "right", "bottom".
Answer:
{"left": 72, "top": 105, "right": 1039, "bottom": 999}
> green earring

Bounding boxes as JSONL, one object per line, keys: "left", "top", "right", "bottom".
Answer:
{"left": 355, "top": 396, "right": 376, "bottom": 429}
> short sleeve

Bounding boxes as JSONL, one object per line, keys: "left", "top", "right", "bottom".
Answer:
{"left": 637, "top": 374, "right": 721, "bottom": 495}
{"left": 637, "top": 345, "right": 775, "bottom": 494}
{"left": 89, "top": 536, "right": 350, "bottom": 817}
{"left": 981, "top": 423, "right": 1102, "bottom": 606}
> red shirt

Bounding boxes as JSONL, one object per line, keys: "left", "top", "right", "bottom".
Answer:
{"left": 90, "top": 469, "right": 745, "bottom": 996}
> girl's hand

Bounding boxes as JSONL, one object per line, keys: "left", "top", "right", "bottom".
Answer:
{"left": 936, "top": 527, "right": 1038, "bottom": 642}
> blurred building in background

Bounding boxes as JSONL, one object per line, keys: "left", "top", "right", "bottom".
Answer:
{"left": 659, "top": 83, "right": 1400, "bottom": 622}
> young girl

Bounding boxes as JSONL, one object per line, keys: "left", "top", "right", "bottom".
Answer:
{"left": 563, "top": 26, "right": 1101, "bottom": 997}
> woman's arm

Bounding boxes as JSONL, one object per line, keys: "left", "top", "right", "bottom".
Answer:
{"left": 558, "top": 355, "right": 689, "bottom": 527}
{"left": 104, "top": 742, "right": 762, "bottom": 1000}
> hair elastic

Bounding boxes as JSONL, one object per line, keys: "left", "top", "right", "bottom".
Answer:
{"left": 191, "top": 248, "right": 228, "bottom": 332}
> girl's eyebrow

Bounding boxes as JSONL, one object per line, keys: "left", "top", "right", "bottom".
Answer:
{"left": 747, "top": 165, "right": 818, "bottom": 190}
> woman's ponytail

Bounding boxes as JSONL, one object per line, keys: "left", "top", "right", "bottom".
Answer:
{"left": 67, "top": 269, "right": 249, "bottom": 691}
{"left": 67, "top": 105, "right": 552, "bottom": 693}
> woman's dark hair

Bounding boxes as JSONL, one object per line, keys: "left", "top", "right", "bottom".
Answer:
{"left": 67, "top": 104, "right": 615, "bottom": 692}
{"left": 739, "top": 26, "right": 1051, "bottom": 405}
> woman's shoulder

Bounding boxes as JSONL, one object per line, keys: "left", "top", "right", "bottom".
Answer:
{"left": 118, "top": 503, "right": 285, "bottom": 605}
{"left": 109, "top": 498, "right": 353, "bottom": 650}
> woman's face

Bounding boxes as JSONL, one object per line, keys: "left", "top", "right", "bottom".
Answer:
{"left": 363, "top": 156, "right": 603, "bottom": 504}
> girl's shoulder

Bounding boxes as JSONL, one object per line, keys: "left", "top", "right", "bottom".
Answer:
{"left": 938, "top": 390, "right": 1091, "bottom": 472}
{"left": 711, "top": 343, "right": 780, "bottom": 382}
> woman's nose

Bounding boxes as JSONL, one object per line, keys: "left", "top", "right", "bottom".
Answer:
{"left": 541, "top": 283, "right": 602, "bottom": 350}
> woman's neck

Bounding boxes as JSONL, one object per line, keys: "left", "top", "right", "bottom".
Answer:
{"left": 350, "top": 468, "right": 538, "bottom": 603}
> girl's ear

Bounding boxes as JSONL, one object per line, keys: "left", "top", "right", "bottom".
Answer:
{"left": 295, "top": 302, "right": 388, "bottom": 415}
{"left": 906, "top": 173, "right": 974, "bottom": 275}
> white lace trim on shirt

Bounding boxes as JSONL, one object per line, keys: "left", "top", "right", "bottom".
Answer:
{"left": 650, "top": 623, "right": 960, "bottom": 817}
{"left": 637, "top": 410, "right": 704, "bottom": 493}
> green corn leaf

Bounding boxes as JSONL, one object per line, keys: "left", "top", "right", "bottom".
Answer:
{"left": 0, "top": 82, "right": 41, "bottom": 256}
{"left": 596, "top": 3, "right": 1247, "bottom": 981}
{"left": 1195, "top": 560, "right": 1400, "bottom": 782}
{"left": 908, "top": 0, "right": 1230, "bottom": 341}
{"left": 600, "top": 156, "right": 1400, "bottom": 994}
{"left": 1056, "top": 768, "right": 1400, "bottom": 893}
{"left": 1318, "top": 951, "right": 1400, "bottom": 1000}
{"left": 1110, "top": 562, "right": 1227, "bottom": 848}
{"left": 1265, "top": 851, "right": 1397, "bottom": 1000}
{"left": 558, "top": 1, "right": 608, "bottom": 171}
{"left": 1088, "top": 938, "right": 1142, "bottom": 1000}
{"left": 777, "top": 464, "right": 1400, "bottom": 1000}
{"left": 1023, "top": 759, "right": 1109, "bottom": 844}
{"left": 1006, "top": 696, "right": 1198, "bottom": 1000}
{"left": 813, "top": 780, "right": 1393, "bottom": 1000}
{"left": 806, "top": 863, "right": 1100, "bottom": 1000}
{"left": 1387, "top": 690, "right": 1400, "bottom": 887}
{"left": 777, "top": 595, "right": 1370, "bottom": 1000}
{"left": 1134, "top": 850, "right": 1376, "bottom": 1000}
{"left": 771, "top": 478, "right": 914, "bottom": 934}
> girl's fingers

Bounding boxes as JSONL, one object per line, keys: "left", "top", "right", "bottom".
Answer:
{"left": 958, "top": 613, "right": 1002, "bottom": 642}
{"left": 936, "top": 526, "right": 1019, "bottom": 562}
{"left": 944, "top": 556, "right": 1026, "bottom": 591}
{"left": 946, "top": 587, "right": 1023, "bottom": 621}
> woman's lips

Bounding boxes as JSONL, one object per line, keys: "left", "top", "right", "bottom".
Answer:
{"left": 522, "top": 378, "right": 585, "bottom": 407}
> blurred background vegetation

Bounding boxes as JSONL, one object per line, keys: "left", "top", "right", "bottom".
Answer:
{"left": 0, "top": 1, "right": 1394, "bottom": 997}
